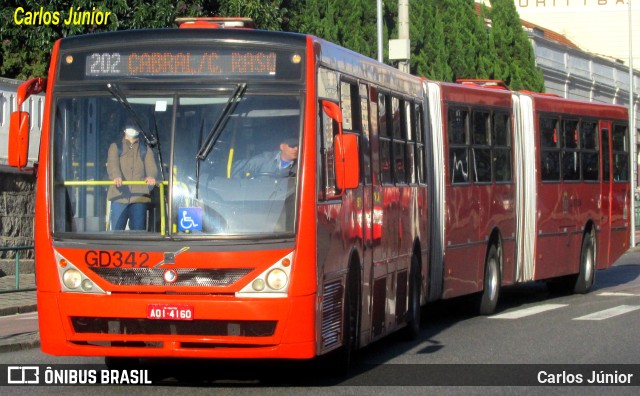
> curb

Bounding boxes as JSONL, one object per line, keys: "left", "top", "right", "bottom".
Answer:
{"left": 0, "top": 304, "right": 37, "bottom": 317}
{"left": 0, "top": 333, "right": 40, "bottom": 353}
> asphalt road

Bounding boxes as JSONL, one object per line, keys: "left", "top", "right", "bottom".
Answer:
{"left": 1, "top": 249, "right": 639, "bottom": 395}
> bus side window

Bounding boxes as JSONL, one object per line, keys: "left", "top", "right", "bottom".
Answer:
{"left": 379, "top": 93, "right": 393, "bottom": 185}
{"left": 359, "top": 83, "right": 372, "bottom": 185}
{"left": 612, "top": 124, "right": 629, "bottom": 182}
{"left": 539, "top": 116, "right": 560, "bottom": 181}
{"left": 492, "top": 112, "right": 512, "bottom": 182}
{"left": 472, "top": 110, "right": 491, "bottom": 183}
{"left": 581, "top": 121, "right": 599, "bottom": 181}
{"left": 448, "top": 108, "right": 469, "bottom": 184}
{"left": 602, "top": 128, "right": 610, "bottom": 182}
{"left": 403, "top": 100, "right": 415, "bottom": 184}
{"left": 340, "top": 79, "right": 367, "bottom": 181}
{"left": 413, "top": 103, "right": 426, "bottom": 184}
{"left": 320, "top": 105, "right": 337, "bottom": 199}
{"left": 392, "top": 97, "right": 406, "bottom": 184}
{"left": 562, "top": 119, "right": 580, "bottom": 181}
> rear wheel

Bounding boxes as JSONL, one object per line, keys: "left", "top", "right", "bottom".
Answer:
{"left": 402, "top": 255, "right": 422, "bottom": 340}
{"left": 574, "top": 231, "right": 596, "bottom": 294}
{"left": 479, "top": 245, "right": 501, "bottom": 315}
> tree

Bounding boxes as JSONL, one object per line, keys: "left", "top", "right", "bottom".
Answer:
{"left": 474, "top": 2, "right": 495, "bottom": 80}
{"left": 339, "top": 0, "right": 377, "bottom": 60}
{"left": 217, "top": 0, "right": 285, "bottom": 31}
{"left": 288, "top": 0, "right": 377, "bottom": 60}
{"left": 439, "top": 0, "right": 483, "bottom": 81}
{"left": 289, "top": 0, "right": 339, "bottom": 44}
{"left": 1, "top": 0, "right": 206, "bottom": 79}
{"left": 488, "top": 0, "right": 545, "bottom": 91}
{"left": 411, "top": 0, "right": 451, "bottom": 81}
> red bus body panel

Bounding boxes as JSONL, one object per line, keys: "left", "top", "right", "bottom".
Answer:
{"left": 438, "top": 83, "right": 516, "bottom": 298}
{"left": 528, "top": 94, "right": 630, "bottom": 278}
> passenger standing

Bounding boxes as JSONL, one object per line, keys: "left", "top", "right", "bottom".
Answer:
{"left": 106, "top": 124, "right": 158, "bottom": 230}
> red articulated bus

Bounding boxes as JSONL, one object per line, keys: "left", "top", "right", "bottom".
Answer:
{"left": 7, "top": 18, "right": 428, "bottom": 369}
{"left": 424, "top": 80, "right": 630, "bottom": 311}
{"left": 7, "top": 19, "right": 631, "bottom": 369}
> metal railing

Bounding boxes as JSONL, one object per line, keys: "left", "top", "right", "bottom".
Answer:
{"left": 63, "top": 180, "right": 169, "bottom": 234}
{"left": 0, "top": 245, "right": 35, "bottom": 293}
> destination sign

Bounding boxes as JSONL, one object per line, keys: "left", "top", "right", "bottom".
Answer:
{"left": 85, "top": 50, "right": 277, "bottom": 77}
{"left": 57, "top": 46, "right": 304, "bottom": 81}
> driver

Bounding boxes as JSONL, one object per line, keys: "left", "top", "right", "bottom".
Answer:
{"left": 234, "top": 136, "right": 299, "bottom": 178}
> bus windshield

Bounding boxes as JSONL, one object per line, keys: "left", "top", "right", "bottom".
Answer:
{"left": 52, "top": 87, "right": 302, "bottom": 238}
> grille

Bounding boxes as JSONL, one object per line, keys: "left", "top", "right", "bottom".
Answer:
{"left": 89, "top": 267, "right": 253, "bottom": 287}
{"left": 321, "top": 279, "right": 343, "bottom": 350}
{"left": 71, "top": 317, "right": 277, "bottom": 337}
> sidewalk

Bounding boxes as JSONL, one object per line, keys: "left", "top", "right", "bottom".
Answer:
{"left": 0, "top": 273, "right": 40, "bottom": 353}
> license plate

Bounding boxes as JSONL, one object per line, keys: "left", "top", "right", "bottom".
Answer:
{"left": 147, "top": 304, "right": 194, "bottom": 321}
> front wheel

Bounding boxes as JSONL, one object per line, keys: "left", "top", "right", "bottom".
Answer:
{"left": 478, "top": 245, "right": 501, "bottom": 315}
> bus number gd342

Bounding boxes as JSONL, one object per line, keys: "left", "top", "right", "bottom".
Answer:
{"left": 84, "top": 250, "right": 150, "bottom": 268}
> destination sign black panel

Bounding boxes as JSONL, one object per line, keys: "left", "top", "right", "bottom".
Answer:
{"left": 58, "top": 46, "right": 303, "bottom": 81}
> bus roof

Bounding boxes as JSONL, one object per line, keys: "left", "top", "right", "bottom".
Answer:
{"left": 58, "top": 27, "right": 308, "bottom": 51}
{"left": 520, "top": 91, "right": 628, "bottom": 120}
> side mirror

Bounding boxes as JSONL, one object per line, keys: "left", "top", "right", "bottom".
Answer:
{"left": 8, "top": 111, "right": 30, "bottom": 169}
{"left": 322, "top": 101, "right": 343, "bottom": 125}
{"left": 7, "top": 77, "right": 46, "bottom": 171}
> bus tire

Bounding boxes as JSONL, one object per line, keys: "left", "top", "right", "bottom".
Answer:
{"left": 574, "top": 231, "right": 596, "bottom": 294}
{"left": 479, "top": 244, "right": 501, "bottom": 315}
{"left": 402, "top": 255, "right": 422, "bottom": 340}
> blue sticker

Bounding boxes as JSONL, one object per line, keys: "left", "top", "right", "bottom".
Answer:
{"left": 178, "top": 207, "right": 202, "bottom": 232}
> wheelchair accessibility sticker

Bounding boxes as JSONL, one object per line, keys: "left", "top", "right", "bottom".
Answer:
{"left": 178, "top": 207, "right": 202, "bottom": 232}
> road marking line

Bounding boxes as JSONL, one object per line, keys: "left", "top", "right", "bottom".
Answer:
{"left": 573, "top": 305, "right": 640, "bottom": 321}
{"left": 598, "top": 292, "right": 638, "bottom": 297}
{"left": 489, "top": 303, "right": 568, "bottom": 319}
{"left": 16, "top": 312, "right": 39, "bottom": 320}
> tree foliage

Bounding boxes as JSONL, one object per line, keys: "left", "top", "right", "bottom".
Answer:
{"left": 410, "top": 0, "right": 451, "bottom": 81}
{"left": 217, "top": 0, "right": 285, "bottom": 31}
{"left": 1, "top": 0, "right": 206, "bottom": 79}
{"left": 1, "top": 0, "right": 545, "bottom": 92}
{"left": 488, "top": 0, "right": 545, "bottom": 91}
{"left": 440, "top": 0, "right": 484, "bottom": 81}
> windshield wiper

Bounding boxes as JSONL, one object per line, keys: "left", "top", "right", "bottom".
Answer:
{"left": 195, "top": 83, "right": 247, "bottom": 198}
{"left": 196, "top": 83, "right": 247, "bottom": 161}
{"left": 106, "top": 83, "right": 158, "bottom": 147}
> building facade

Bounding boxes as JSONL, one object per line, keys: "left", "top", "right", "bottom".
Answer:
{"left": 515, "top": 0, "right": 640, "bottom": 67}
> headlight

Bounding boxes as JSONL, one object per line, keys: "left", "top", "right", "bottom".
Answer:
{"left": 235, "top": 251, "right": 294, "bottom": 297}
{"left": 63, "top": 269, "right": 82, "bottom": 289}
{"left": 252, "top": 279, "right": 266, "bottom": 291}
{"left": 55, "top": 250, "right": 107, "bottom": 294}
{"left": 266, "top": 269, "right": 288, "bottom": 290}
{"left": 81, "top": 279, "right": 94, "bottom": 291}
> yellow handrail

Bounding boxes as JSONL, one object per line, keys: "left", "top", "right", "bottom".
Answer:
{"left": 63, "top": 180, "right": 169, "bottom": 234}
